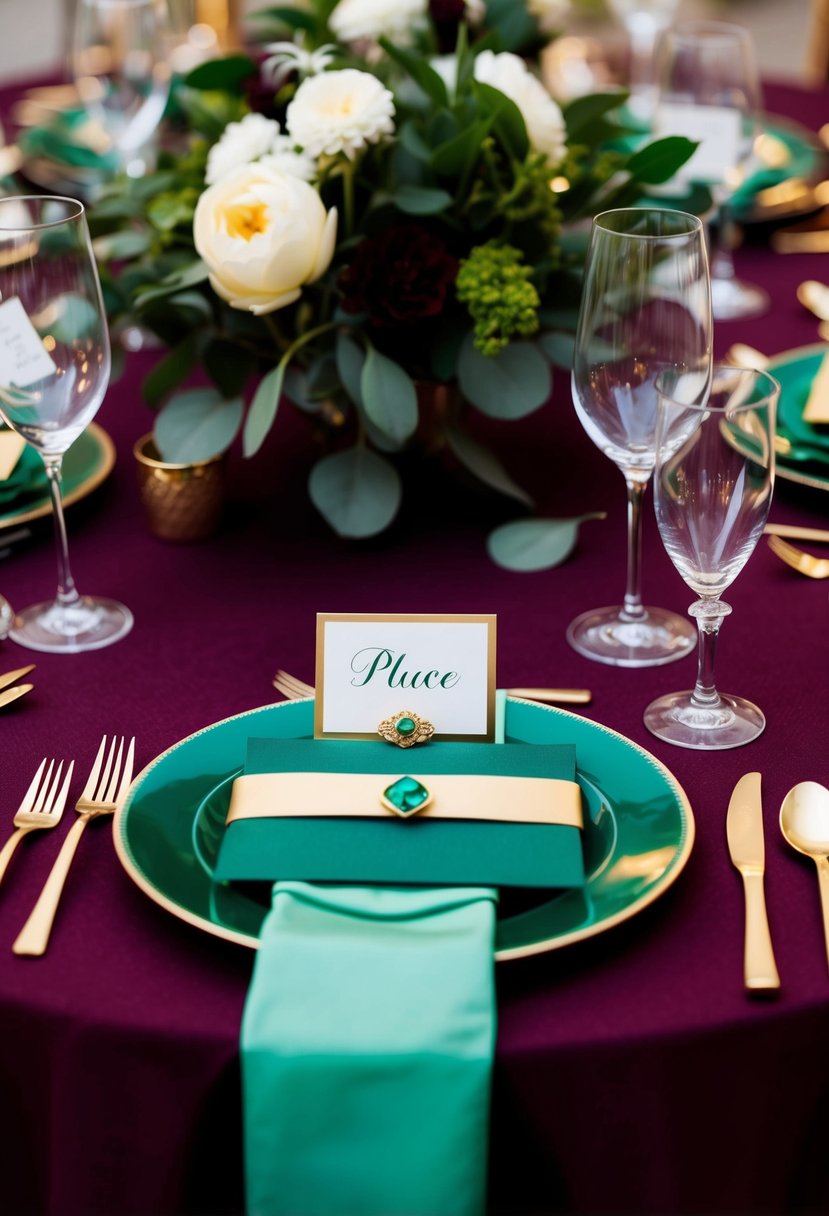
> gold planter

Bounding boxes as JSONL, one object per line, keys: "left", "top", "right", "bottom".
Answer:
{"left": 133, "top": 434, "right": 225, "bottom": 542}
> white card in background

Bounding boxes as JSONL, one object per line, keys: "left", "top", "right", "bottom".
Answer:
{"left": 315, "top": 613, "right": 497, "bottom": 741}
{"left": 0, "top": 297, "right": 56, "bottom": 389}
{"left": 655, "top": 103, "right": 742, "bottom": 184}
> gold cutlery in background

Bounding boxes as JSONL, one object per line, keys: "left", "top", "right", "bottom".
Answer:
{"left": 726, "top": 772, "right": 780, "bottom": 993}
{"left": 764, "top": 523, "right": 829, "bottom": 544}
{"left": 0, "top": 758, "right": 73, "bottom": 888}
{"left": 0, "top": 665, "right": 35, "bottom": 693}
{"left": 272, "top": 670, "right": 592, "bottom": 706}
{"left": 13, "top": 735, "right": 135, "bottom": 957}
{"left": 780, "top": 782, "right": 829, "bottom": 973}
{"left": 767, "top": 535, "right": 829, "bottom": 579}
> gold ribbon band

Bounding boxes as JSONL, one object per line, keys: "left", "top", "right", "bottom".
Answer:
{"left": 227, "top": 772, "right": 583, "bottom": 828}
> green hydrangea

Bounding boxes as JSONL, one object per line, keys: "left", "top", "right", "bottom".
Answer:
{"left": 456, "top": 242, "right": 540, "bottom": 357}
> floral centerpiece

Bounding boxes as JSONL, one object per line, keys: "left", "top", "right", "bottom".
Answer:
{"left": 91, "top": 0, "right": 694, "bottom": 543}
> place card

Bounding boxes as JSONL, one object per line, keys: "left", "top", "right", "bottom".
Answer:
{"left": 314, "top": 612, "right": 496, "bottom": 742}
{"left": 0, "top": 296, "right": 56, "bottom": 390}
{"left": 654, "top": 103, "right": 741, "bottom": 184}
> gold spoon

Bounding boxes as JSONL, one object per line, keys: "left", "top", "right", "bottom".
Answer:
{"left": 797, "top": 280, "right": 829, "bottom": 322}
{"left": 780, "top": 782, "right": 829, "bottom": 972}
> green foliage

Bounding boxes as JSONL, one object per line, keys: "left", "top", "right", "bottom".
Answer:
{"left": 487, "top": 513, "right": 607, "bottom": 571}
{"left": 456, "top": 243, "right": 540, "bottom": 356}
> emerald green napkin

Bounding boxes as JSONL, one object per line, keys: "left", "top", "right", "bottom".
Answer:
{"left": 241, "top": 881, "right": 497, "bottom": 1216}
{"left": 215, "top": 739, "right": 583, "bottom": 889}
{"left": 0, "top": 441, "right": 44, "bottom": 508}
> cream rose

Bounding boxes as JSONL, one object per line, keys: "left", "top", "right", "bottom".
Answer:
{"left": 193, "top": 164, "right": 337, "bottom": 315}
{"left": 473, "top": 50, "right": 567, "bottom": 164}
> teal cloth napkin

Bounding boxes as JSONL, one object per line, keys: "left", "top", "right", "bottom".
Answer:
{"left": 215, "top": 738, "right": 583, "bottom": 889}
{"left": 241, "top": 881, "right": 497, "bottom": 1216}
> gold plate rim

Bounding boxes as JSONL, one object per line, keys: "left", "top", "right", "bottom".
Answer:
{"left": 768, "top": 342, "right": 829, "bottom": 493}
{"left": 0, "top": 422, "right": 116, "bottom": 532}
{"left": 113, "top": 697, "right": 695, "bottom": 961}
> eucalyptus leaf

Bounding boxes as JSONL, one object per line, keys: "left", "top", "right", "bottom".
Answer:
{"left": 283, "top": 366, "right": 319, "bottom": 414}
{"left": 309, "top": 446, "right": 402, "bottom": 538}
{"left": 142, "top": 334, "right": 201, "bottom": 409}
{"left": 487, "top": 513, "right": 606, "bottom": 572}
{"left": 204, "top": 339, "right": 255, "bottom": 399}
{"left": 538, "top": 331, "right": 576, "bottom": 370}
{"left": 446, "top": 426, "right": 534, "bottom": 507}
{"left": 399, "top": 121, "right": 433, "bottom": 163}
{"left": 458, "top": 335, "right": 551, "bottom": 419}
{"left": 155, "top": 387, "right": 242, "bottom": 463}
{"left": 243, "top": 363, "right": 285, "bottom": 458}
{"left": 394, "top": 184, "right": 454, "bottom": 215}
{"left": 184, "top": 54, "right": 257, "bottom": 91}
{"left": 135, "top": 261, "right": 209, "bottom": 307}
{"left": 336, "top": 333, "right": 365, "bottom": 407}
{"left": 360, "top": 348, "right": 418, "bottom": 444}
{"left": 625, "top": 136, "right": 697, "bottom": 185}
{"left": 563, "top": 91, "right": 627, "bottom": 141}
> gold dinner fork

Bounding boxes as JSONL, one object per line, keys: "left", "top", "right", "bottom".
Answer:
{"left": 273, "top": 670, "right": 593, "bottom": 706}
{"left": 13, "top": 735, "right": 135, "bottom": 957}
{"left": 767, "top": 535, "right": 829, "bottom": 580}
{"left": 0, "top": 759, "right": 74, "bottom": 888}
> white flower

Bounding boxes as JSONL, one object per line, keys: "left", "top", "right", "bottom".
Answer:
{"left": 329, "top": 0, "right": 427, "bottom": 46}
{"left": 286, "top": 69, "right": 395, "bottom": 160}
{"left": 206, "top": 113, "right": 281, "bottom": 186}
{"left": 193, "top": 163, "right": 337, "bottom": 315}
{"left": 259, "top": 134, "right": 316, "bottom": 182}
{"left": 262, "top": 40, "right": 337, "bottom": 89}
{"left": 473, "top": 50, "right": 566, "bottom": 164}
{"left": 527, "top": 0, "right": 570, "bottom": 34}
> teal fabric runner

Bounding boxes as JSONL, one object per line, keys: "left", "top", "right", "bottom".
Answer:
{"left": 241, "top": 881, "right": 497, "bottom": 1216}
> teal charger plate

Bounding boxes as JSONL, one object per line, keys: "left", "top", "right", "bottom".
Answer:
{"left": 0, "top": 423, "right": 115, "bottom": 532}
{"left": 113, "top": 698, "right": 694, "bottom": 961}
{"left": 770, "top": 344, "right": 829, "bottom": 492}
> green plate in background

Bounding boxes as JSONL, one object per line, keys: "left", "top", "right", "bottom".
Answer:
{"left": 114, "top": 698, "right": 694, "bottom": 962}
{"left": 0, "top": 423, "right": 116, "bottom": 532}
{"left": 770, "top": 344, "right": 829, "bottom": 493}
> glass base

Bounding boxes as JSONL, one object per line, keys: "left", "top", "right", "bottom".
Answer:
{"left": 0, "top": 595, "right": 12, "bottom": 641}
{"left": 643, "top": 689, "right": 765, "bottom": 750}
{"left": 711, "top": 276, "right": 769, "bottom": 321}
{"left": 566, "top": 605, "right": 696, "bottom": 668}
{"left": 10, "top": 596, "right": 133, "bottom": 654}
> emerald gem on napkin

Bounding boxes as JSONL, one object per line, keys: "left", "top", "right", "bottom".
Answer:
{"left": 214, "top": 739, "right": 585, "bottom": 890}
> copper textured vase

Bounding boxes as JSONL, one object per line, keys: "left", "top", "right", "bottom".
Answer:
{"left": 133, "top": 434, "right": 225, "bottom": 542}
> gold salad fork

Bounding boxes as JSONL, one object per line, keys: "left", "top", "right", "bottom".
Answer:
{"left": 13, "top": 735, "right": 135, "bottom": 957}
{"left": 0, "top": 759, "right": 74, "bottom": 888}
{"left": 767, "top": 535, "right": 829, "bottom": 580}
{"left": 273, "top": 670, "right": 593, "bottom": 706}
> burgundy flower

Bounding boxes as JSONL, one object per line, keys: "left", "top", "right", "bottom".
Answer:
{"left": 339, "top": 225, "right": 458, "bottom": 328}
{"left": 429, "top": 0, "right": 467, "bottom": 53}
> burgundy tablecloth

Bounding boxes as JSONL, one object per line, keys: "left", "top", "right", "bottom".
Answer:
{"left": 0, "top": 76, "right": 828, "bottom": 1216}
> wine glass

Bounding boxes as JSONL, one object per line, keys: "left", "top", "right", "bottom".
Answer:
{"left": 655, "top": 21, "right": 767, "bottom": 320}
{"left": 644, "top": 363, "right": 779, "bottom": 749}
{"left": 605, "top": 0, "right": 680, "bottom": 122}
{"left": 568, "top": 207, "right": 712, "bottom": 667}
{"left": 72, "top": 0, "right": 173, "bottom": 179}
{"left": 0, "top": 196, "right": 133, "bottom": 653}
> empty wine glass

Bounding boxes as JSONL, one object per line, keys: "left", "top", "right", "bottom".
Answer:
{"left": 644, "top": 363, "right": 778, "bottom": 749}
{"left": 655, "top": 21, "right": 767, "bottom": 320}
{"left": 0, "top": 196, "right": 133, "bottom": 653}
{"left": 568, "top": 207, "right": 712, "bottom": 667}
{"left": 606, "top": 0, "right": 680, "bottom": 121}
{"left": 73, "top": 0, "right": 173, "bottom": 179}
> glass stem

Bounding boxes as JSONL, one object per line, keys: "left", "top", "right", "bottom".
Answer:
{"left": 688, "top": 599, "right": 732, "bottom": 708}
{"left": 43, "top": 456, "right": 80, "bottom": 610}
{"left": 711, "top": 202, "right": 736, "bottom": 282}
{"left": 621, "top": 477, "right": 647, "bottom": 622}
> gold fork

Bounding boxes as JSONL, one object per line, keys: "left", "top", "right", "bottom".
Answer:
{"left": 273, "top": 670, "right": 593, "bottom": 706}
{"left": 13, "top": 735, "right": 135, "bottom": 957}
{"left": 767, "top": 535, "right": 829, "bottom": 580}
{"left": 0, "top": 759, "right": 74, "bottom": 888}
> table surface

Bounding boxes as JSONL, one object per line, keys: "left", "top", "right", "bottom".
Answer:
{"left": 0, "top": 76, "right": 828, "bottom": 1216}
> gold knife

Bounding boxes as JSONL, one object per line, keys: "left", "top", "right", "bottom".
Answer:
{"left": 726, "top": 772, "right": 780, "bottom": 993}
{"left": 0, "top": 684, "right": 34, "bottom": 709}
{"left": 0, "top": 665, "right": 35, "bottom": 693}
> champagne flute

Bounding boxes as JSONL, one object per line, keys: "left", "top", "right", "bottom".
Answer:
{"left": 655, "top": 21, "right": 767, "bottom": 320}
{"left": 72, "top": 0, "right": 173, "bottom": 179}
{"left": 605, "top": 0, "right": 680, "bottom": 122}
{"left": 644, "top": 364, "right": 778, "bottom": 749}
{"left": 568, "top": 207, "right": 712, "bottom": 667}
{"left": 0, "top": 196, "right": 133, "bottom": 653}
